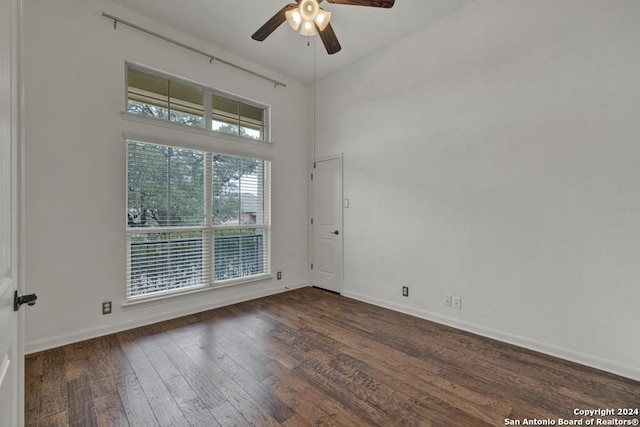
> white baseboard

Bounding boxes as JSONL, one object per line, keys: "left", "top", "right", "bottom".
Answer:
{"left": 341, "top": 290, "right": 640, "bottom": 382}
{"left": 25, "top": 282, "right": 309, "bottom": 354}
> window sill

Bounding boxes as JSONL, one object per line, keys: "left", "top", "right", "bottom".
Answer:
{"left": 121, "top": 112, "right": 274, "bottom": 148}
{"left": 121, "top": 273, "right": 273, "bottom": 309}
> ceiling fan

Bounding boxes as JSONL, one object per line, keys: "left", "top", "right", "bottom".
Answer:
{"left": 252, "top": 0, "right": 395, "bottom": 55}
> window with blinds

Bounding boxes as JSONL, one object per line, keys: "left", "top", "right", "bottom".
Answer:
{"left": 127, "top": 68, "right": 205, "bottom": 128}
{"left": 211, "top": 94, "right": 265, "bottom": 140}
{"left": 126, "top": 65, "right": 268, "bottom": 141}
{"left": 126, "top": 140, "right": 271, "bottom": 299}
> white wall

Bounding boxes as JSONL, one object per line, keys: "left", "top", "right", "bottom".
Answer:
{"left": 315, "top": 0, "right": 640, "bottom": 380}
{"left": 23, "top": 0, "right": 310, "bottom": 352}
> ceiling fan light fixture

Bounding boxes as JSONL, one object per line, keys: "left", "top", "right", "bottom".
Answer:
{"left": 285, "top": 9, "right": 302, "bottom": 30}
{"left": 299, "top": 19, "right": 317, "bottom": 36}
{"left": 299, "top": 0, "right": 319, "bottom": 21}
{"left": 314, "top": 9, "right": 331, "bottom": 32}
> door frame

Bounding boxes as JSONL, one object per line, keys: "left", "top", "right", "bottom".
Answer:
{"left": 17, "top": 0, "right": 25, "bottom": 421}
{"left": 0, "top": 0, "right": 23, "bottom": 423}
{"left": 13, "top": 0, "right": 24, "bottom": 423}
{"left": 308, "top": 153, "right": 344, "bottom": 293}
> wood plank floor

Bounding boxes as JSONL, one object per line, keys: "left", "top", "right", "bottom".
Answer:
{"left": 25, "top": 287, "right": 640, "bottom": 426}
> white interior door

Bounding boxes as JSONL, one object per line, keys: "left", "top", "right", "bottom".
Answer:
{"left": 1, "top": 0, "right": 22, "bottom": 425}
{"left": 310, "top": 156, "right": 343, "bottom": 293}
{"left": 0, "top": 277, "right": 19, "bottom": 427}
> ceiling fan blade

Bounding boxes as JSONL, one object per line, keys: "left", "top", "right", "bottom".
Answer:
{"left": 252, "top": 3, "right": 298, "bottom": 41}
{"left": 317, "top": 22, "right": 342, "bottom": 55}
{"left": 326, "top": 0, "right": 394, "bottom": 7}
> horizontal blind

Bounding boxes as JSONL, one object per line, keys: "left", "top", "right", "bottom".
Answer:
{"left": 126, "top": 67, "right": 205, "bottom": 128}
{"left": 212, "top": 154, "right": 271, "bottom": 283}
{"left": 127, "top": 141, "right": 205, "bottom": 227}
{"left": 127, "top": 141, "right": 209, "bottom": 297}
{"left": 127, "top": 231, "right": 211, "bottom": 297}
{"left": 126, "top": 140, "right": 271, "bottom": 298}
{"left": 213, "top": 228, "right": 268, "bottom": 281}
{"left": 211, "top": 94, "right": 265, "bottom": 139}
{"left": 169, "top": 80, "right": 204, "bottom": 117}
{"left": 126, "top": 65, "right": 267, "bottom": 139}
{"left": 127, "top": 68, "right": 169, "bottom": 107}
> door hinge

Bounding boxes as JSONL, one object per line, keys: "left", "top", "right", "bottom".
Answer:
{"left": 310, "top": 173, "right": 313, "bottom": 180}
{"left": 311, "top": 218, "right": 313, "bottom": 225}
{"left": 310, "top": 263, "right": 314, "bottom": 270}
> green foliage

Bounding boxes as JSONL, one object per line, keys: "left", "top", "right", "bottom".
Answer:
{"left": 127, "top": 143, "right": 259, "bottom": 228}
{"left": 127, "top": 142, "right": 205, "bottom": 227}
{"left": 127, "top": 100, "right": 204, "bottom": 128}
{"left": 212, "top": 154, "right": 258, "bottom": 224}
{"left": 215, "top": 123, "right": 261, "bottom": 140}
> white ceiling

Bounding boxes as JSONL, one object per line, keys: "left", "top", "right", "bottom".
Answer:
{"left": 107, "top": 0, "right": 477, "bottom": 85}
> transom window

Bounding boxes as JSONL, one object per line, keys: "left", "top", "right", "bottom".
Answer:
{"left": 126, "top": 139, "right": 271, "bottom": 299}
{"left": 126, "top": 65, "right": 268, "bottom": 141}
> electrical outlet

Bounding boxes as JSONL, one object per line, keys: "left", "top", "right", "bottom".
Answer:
{"left": 444, "top": 295, "right": 452, "bottom": 308}
{"left": 452, "top": 296, "right": 462, "bottom": 310}
{"left": 277, "top": 271, "right": 282, "bottom": 280}
{"left": 402, "top": 286, "right": 409, "bottom": 297}
{"left": 102, "top": 301, "right": 112, "bottom": 315}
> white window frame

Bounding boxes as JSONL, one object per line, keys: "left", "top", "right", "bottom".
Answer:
{"left": 125, "top": 138, "right": 272, "bottom": 303}
{"left": 125, "top": 63, "right": 271, "bottom": 142}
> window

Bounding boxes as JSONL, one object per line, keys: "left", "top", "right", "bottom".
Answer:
{"left": 212, "top": 94, "right": 265, "bottom": 139}
{"left": 126, "top": 65, "right": 268, "bottom": 141}
{"left": 127, "top": 68, "right": 205, "bottom": 128}
{"left": 126, "top": 140, "right": 271, "bottom": 299}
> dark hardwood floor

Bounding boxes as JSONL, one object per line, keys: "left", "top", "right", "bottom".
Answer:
{"left": 25, "top": 287, "right": 639, "bottom": 426}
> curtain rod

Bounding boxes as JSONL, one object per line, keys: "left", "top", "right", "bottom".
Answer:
{"left": 102, "top": 12, "right": 287, "bottom": 88}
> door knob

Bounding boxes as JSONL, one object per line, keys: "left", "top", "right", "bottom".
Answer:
{"left": 331, "top": 230, "right": 339, "bottom": 235}
{"left": 14, "top": 290, "right": 38, "bottom": 311}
